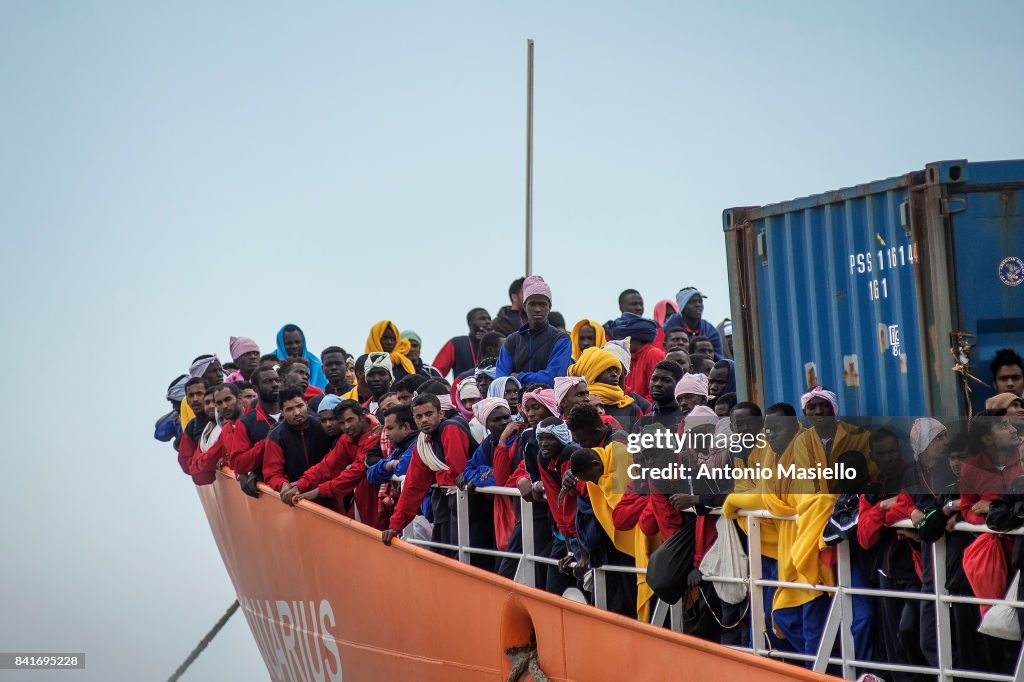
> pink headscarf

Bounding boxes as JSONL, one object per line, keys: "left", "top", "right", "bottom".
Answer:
{"left": 453, "top": 378, "right": 480, "bottom": 420}
{"left": 522, "top": 275, "right": 552, "bottom": 303}
{"left": 473, "top": 397, "right": 511, "bottom": 427}
{"left": 801, "top": 386, "right": 839, "bottom": 416}
{"left": 229, "top": 336, "right": 259, "bottom": 361}
{"left": 684, "top": 405, "right": 719, "bottom": 432}
{"left": 674, "top": 373, "right": 709, "bottom": 399}
{"left": 554, "top": 376, "right": 587, "bottom": 411}
{"left": 522, "top": 388, "right": 559, "bottom": 419}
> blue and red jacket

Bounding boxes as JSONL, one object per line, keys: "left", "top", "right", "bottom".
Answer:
{"left": 432, "top": 336, "right": 482, "bottom": 378}
{"left": 496, "top": 321, "right": 572, "bottom": 386}
{"left": 229, "top": 402, "right": 280, "bottom": 476}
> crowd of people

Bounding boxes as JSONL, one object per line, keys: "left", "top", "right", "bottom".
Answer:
{"left": 157, "top": 275, "right": 1024, "bottom": 680}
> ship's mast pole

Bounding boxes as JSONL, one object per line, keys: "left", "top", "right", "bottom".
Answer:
{"left": 525, "top": 39, "right": 534, "bottom": 276}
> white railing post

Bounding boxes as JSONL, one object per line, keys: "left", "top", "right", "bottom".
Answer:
{"left": 669, "top": 598, "right": 684, "bottom": 633}
{"left": 520, "top": 496, "right": 536, "bottom": 588}
{"left": 932, "top": 535, "right": 953, "bottom": 682}
{"left": 836, "top": 540, "right": 856, "bottom": 679}
{"left": 746, "top": 515, "right": 767, "bottom": 655}
{"left": 813, "top": 595, "right": 841, "bottom": 673}
{"left": 456, "top": 488, "right": 470, "bottom": 564}
{"left": 594, "top": 568, "right": 607, "bottom": 610}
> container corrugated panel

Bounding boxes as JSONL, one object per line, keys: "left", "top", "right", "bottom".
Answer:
{"left": 724, "top": 160, "right": 1024, "bottom": 417}
{"left": 945, "top": 162, "right": 1024, "bottom": 413}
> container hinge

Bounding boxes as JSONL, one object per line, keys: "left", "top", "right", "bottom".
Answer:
{"left": 756, "top": 230, "right": 768, "bottom": 267}
{"left": 940, "top": 197, "right": 967, "bottom": 215}
{"left": 899, "top": 199, "right": 910, "bottom": 236}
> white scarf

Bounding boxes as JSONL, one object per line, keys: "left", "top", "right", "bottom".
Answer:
{"left": 200, "top": 420, "right": 222, "bottom": 452}
{"left": 416, "top": 432, "right": 449, "bottom": 472}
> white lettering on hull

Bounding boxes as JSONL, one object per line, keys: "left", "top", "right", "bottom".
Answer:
{"left": 239, "top": 595, "right": 343, "bottom": 682}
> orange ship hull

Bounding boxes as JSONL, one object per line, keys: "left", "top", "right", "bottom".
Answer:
{"left": 198, "top": 470, "right": 834, "bottom": 681}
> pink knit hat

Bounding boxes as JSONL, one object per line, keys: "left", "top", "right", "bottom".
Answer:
{"left": 522, "top": 275, "right": 552, "bottom": 304}
{"left": 674, "top": 373, "right": 709, "bottom": 399}
{"left": 229, "top": 336, "right": 259, "bottom": 361}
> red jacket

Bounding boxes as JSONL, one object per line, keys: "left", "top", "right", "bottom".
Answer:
{"left": 177, "top": 416, "right": 210, "bottom": 482}
{"left": 535, "top": 445, "right": 578, "bottom": 538}
{"left": 612, "top": 488, "right": 687, "bottom": 549}
{"left": 693, "top": 517, "right": 717, "bottom": 568}
{"left": 611, "top": 490, "right": 648, "bottom": 532}
{"left": 188, "top": 422, "right": 236, "bottom": 485}
{"left": 296, "top": 424, "right": 382, "bottom": 529}
{"left": 388, "top": 422, "right": 473, "bottom": 532}
{"left": 625, "top": 342, "right": 666, "bottom": 403}
{"left": 857, "top": 494, "right": 916, "bottom": 550}
{"left": 229, "top": 403, "right": 279, "bottom": 475}
{"left": 960, "top": 451, "right": 1023, "bottom": 525}
{"left": 644, "top": 493, "right": 685, "bottom": 540}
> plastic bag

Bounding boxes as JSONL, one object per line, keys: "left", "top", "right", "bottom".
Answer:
{"left": 978, "top": 571, "right": 1022, "bottom": 641}
{"left": 963, "top": 532, "right": 1009, "bottom": 618}
{"left": 699, "top": 515, "right": 749, "bottom": 605}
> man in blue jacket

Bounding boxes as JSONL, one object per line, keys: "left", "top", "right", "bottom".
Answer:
{"left": 662, "top": 287, "right": 723, "bottom": 361}
{"left": 497, "top": 275, "right": 571, "bottom": 386}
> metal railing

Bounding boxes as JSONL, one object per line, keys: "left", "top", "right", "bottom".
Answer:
{"left": 397, "top": 483, "right": 1024, "bottom": 682}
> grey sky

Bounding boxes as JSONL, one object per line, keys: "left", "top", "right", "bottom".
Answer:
{"left": 2, "top": 1, "right": 1022, "bottom": 679}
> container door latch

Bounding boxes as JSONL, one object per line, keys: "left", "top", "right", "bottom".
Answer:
{"left": 940, "top": 197, "right": 967, "bottom": 215}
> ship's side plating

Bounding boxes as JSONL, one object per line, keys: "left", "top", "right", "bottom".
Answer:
{"left": 198, "top": 470, "right": 832, "bottom": 682}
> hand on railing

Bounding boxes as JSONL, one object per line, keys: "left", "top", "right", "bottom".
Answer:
{"left": 280, "top": 483, "right": 298, "bottom": 506}
{"left": 238, "top": 471, "right": 260, "bottom": 498}
{"left": 669, "top": 494, "right": 700, "bottom": 512}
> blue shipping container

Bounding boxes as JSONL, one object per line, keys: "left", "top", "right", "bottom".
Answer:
{"left": 724, "top": 159, "right": 1024, "bottom": 417}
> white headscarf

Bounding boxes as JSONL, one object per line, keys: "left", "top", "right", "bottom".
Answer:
{"left": 364, "top": 352, "right": 394, "bottom": 383}
{"left": 801, "top": 386, "right": 839, "bottom": 415}
{"left": 910, "top": 418, "right": 946, "bottom": 460}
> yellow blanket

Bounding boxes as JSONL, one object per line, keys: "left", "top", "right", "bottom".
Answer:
{"left": 721, "top": 432, "right": 798, "bottom": 560}
{"left": 762, "top": 431, "right": 840, "bottom": 612}
{"left": 786, "top": 421, "right": 872, "bottom": 494}
{"left": 585, "top": 442, "right": 658, "bottom": 621}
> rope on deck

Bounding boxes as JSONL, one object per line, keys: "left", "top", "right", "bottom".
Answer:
{"left": 505, "top": 644, "right": 550, "bottom": 682}
{"left": 167, "top": 600, "right": 240, "bottom": 682}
